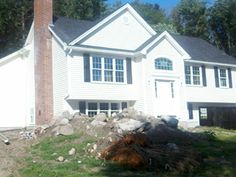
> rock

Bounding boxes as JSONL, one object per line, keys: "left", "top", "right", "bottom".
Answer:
{"left": 68, "top": 148, "right": 76, "bottom": 155}
{"left": 57, "top": 156, "right": 65, "bottom": 162}
{"left": 136, "top": 122, "right": 152, "bottom": 132}
{"left": 116, "top": 119, "right": 144, "bottom": 132}
{"left": 111, "top": 112, "right": 118, "bottom": 118}
{"left": 34, "top": 127, "right": 46, "bottom": 135}
{"left": 58, "top": 118, "right": 69, "bottom": 125}
{"left": 91, "top": 120, "right": 107, "bottom": 126}
{"left": 58, "top": 124, "right": 74, "bottom": 135}
{"left": 167, "top": 143, "right": 179, "bottom": 152}
{"left": 73, "top": 112, "right": 81, "bottom": 119}
{"left": 62, "top": 111, "right": 73, "bottom": 120}
{"left": 161, "top": 116, "right": 179, "bottom": 128}
{"left": 93, "top": 144, "right": 97, "bottom": 151}
{"left": 51, "top": 126, "right": 60, "bottom": 136}
{"left": 93, "top": 113, "right": 107, "bottom": 122}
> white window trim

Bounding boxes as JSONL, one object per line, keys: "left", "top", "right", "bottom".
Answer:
{"left": 85, "top": 101, "right": 127, "bottom": 117}
{"left": 218, "top": 68, "right": 229, "bottom": 88}
{"left": 90, "top": 56, "right": 127, "bottom": 84}
{"left": 154, "top": 58, "right": 173, "bottom": 71}
{"left": 185, "top": 65, "right": 202, "bottom": 86}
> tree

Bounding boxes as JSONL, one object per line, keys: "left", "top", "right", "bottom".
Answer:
{"left": 53, "top": 0, "right": 107, "bottom": 20}
{"left": 172, "top": 0, "right": 208, "bottom": 39}
{"left": 209, "top": 0, "right": 236, "bottom": 55}
{"left": 130, "top": 0, "right": 166, "bottom": 25}
{"left": 0, "top": 0, "right": 33, "bottom": 58}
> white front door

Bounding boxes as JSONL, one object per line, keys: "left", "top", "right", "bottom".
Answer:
{"left": 154, "top": 80, "right": 176, "bottom": 116}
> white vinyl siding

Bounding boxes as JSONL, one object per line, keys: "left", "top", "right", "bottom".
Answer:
{"left": 52, "top": 37, "right": 68, "bottom": 116}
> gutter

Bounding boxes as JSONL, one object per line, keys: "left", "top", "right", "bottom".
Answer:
{"left": 185, "top": 59, "right": 236, "bottom": 67}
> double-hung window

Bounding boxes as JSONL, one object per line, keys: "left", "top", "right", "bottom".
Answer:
{"left": 104, "top": 58, "right": 113, "bottom": 82}
{"left": 91, "top": 56, "right": 125, "bottom": 83}
{"left": 219, "top": 68, "right": 228, "bottom": 87}
{"left": 115, "top": 59, "right": 124, "bottom": 82}
{"left": 185, "top": 65, "right": 201, "bottom": 86}
{"left": 92, "top": 57, "right": 102, "bottom": 81}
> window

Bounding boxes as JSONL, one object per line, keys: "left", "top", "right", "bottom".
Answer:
{"left": 219, "top": 68, "right": 228, "bottom": 87}
{"left": 192, "top": 66, "right": 201, "bottom": 85}
{"left": 185, "top": 65, "right": 201, "bottom": 86}
{"left": 155, "top": 58, "right": 173, "bottom": 70}
{"left": 121, "top": 102, "right": 128, "bottom": 110}
{"left": 85, "top": 102, "right": 127, "bottom": 117}
{"left": 88, "top": 102, "right": 98, "bottom": 117}
{"left": 199, "top": 107, "right": 208, "bottom": 120}
{"left": 115, "top": 59, "right": 124, "bottom": 82}
{"left": 79, "top": 102, "right": 86, "bottom": 114}
{"left": 100, "top": 103, "right": 109, "bottom": 116}
{"left": 92, "top": 57, "right": 102, "bottom": 81}
{"left": 91, "top": 56, "right": 125, "bottom": 83}
{"left": 111, "top": 103, "right": 119, "bottom": 115}
{"left": 104, "top": 58, "right": 113, "bottom": 82}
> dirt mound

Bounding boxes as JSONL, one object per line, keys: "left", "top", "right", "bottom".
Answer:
{"left": 101, "top": 132, "right": 202, "bottom": 172}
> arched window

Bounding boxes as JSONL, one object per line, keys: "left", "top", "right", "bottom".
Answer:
{"left": 155, "top": 58, "right": 173, "bottom": 70}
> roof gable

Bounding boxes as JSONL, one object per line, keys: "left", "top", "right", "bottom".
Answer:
{"left": 69, "top": 4, "right": 156, "bottom": 46}
{"left": 79, "top": 8, "right": 155, "bottom": 51}
{"left": 142, "top": 31, "right": 191, "bottom": 59}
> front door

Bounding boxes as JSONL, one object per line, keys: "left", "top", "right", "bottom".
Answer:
{"left": 154, "top": 80, "right": 175, "bottom": 116}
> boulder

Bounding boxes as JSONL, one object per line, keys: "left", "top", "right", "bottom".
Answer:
{"left": 58, "top": 118, "right": 69, "bottom": 125}
{"left": 58, "top": 124, "right": 74, "bottom": 135}
{"left": 116, "top": 119, "right": 144, "bottom": 132}
{"left": 62, "top": 111, "right": 73, "bottom": 121}
{"left": 93, "top": 113, "right": 107, "bottom": 122}
{"left": 91, "top": 120, "right": 107, "bottom": 127}
{"left": 161, "top": 116, "right": 179, "bottom": 128}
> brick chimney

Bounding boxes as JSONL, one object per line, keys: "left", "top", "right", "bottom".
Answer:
{"left": 34, "top": 0, "right": 53, "bottom": 125}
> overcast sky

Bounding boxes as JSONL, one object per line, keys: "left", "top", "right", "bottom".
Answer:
{"left": 107, "top": 0, "right": 215, "bottom": 14}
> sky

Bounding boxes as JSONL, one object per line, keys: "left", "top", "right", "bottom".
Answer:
{"left": 107, "top": 0, "right": 215, "bottom": 14}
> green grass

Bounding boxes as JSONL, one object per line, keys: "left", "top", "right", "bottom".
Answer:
{"left": 19, "top": 127, "right": 236, "bottom": 177}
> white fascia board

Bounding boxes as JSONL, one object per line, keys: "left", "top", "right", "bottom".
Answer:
{"left": 184, "top": 59, "right": 236, "bottom": 67}
{"left": 48, "top": 25, "right": 68, "bottom": 50}
{"left": 68, "top": 45, "right": 139, "bottom": 57}
{"left": 24, "top": 21, "right": 34, "bottom": 46}
{"left": 0, "top": 46, "right": 30, "bottom": 66}
{"left": 142, "top": 31, "right": 191, "bottom": 59}
{"left": 69, "top": 3, "right": 156, "bottom": 46}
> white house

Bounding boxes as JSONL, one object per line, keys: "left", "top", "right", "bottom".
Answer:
{"left": 1, "top": 1, "right": 236, "bottom": 128}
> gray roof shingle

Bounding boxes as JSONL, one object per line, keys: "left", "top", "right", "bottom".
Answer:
{"left": 172, "top": 34, "right": 236, "bottom": 65}
{"left": 51, "top": 16, "right": 98, "bottom": 44}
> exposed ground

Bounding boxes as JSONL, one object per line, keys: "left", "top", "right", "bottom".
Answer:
{"left": 0, "top": 114, "right": 236, "bottom": 177}
{"left": 0, "top": 130, "right": 35, "bottom": 177}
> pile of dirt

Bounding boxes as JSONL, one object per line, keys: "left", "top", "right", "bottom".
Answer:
{"left": 101, "top": 132, "right": 202, "bottom": 172}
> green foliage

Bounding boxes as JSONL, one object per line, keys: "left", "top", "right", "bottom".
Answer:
{"left": 53, "top": 0, "right": 107, "bottom": 20}
{"left": 0, "top": 0, "right": 33, "bottom": 58}
{"left": 130, "top": 0, "right": 166, "bottom": 25}
{"left": 208, "top": 0, "right": 236, "bottom": 55}
{"left": 172, "top": 0, "right": 208, "bottom": 39}
{"left": 151, "top": 23, "right": 178, "bottom": 34}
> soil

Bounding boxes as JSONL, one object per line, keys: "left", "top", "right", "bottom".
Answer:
{"left": 0, "top": 129, "right": 35, "bottom": 177}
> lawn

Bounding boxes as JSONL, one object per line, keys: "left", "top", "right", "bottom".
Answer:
{"left": 18, "top": 127, "right": 236, "bottom": 177}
